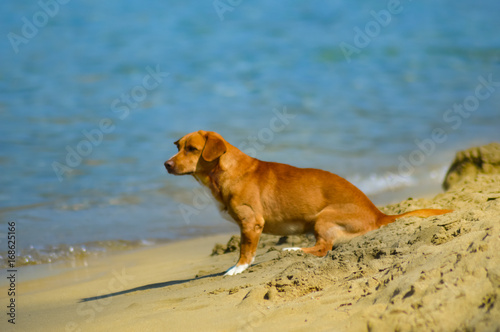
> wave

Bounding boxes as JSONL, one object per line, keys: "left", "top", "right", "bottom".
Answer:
{"left": 347, "top": 165, "right": 449, "bottom": 197}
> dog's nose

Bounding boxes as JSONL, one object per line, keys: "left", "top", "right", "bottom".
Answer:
{"left": 164, "top": 160, "right": 174, "bottom": 171}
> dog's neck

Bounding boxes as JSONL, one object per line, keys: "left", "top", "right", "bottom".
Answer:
{"left": 193, "top": 145, "right": 256, "bottom": 205}
{"left": 193, "top": 163, "right": 223, "bottom": 202}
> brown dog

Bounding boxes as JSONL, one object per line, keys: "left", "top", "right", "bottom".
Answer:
{"left": 165, "top": 130, "right": 452, "bottom": 275}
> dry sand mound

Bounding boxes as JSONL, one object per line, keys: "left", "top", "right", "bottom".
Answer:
{"left": 210, "top": 177, "right": 500, "bottom": 331}
{"left": 443, "top": 142, "right": 500, "bottom": 190}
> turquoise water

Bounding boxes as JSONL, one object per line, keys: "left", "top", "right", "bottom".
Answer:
{"left": 1, "top": 0, "right": 499, "bottom": 265}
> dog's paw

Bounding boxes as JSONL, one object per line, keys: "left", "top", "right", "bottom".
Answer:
{"left": 282, "top": 247, "right": 302, "bottom": 252}
{"left": 224, "top": 264, "right": 249, "bottom": 276}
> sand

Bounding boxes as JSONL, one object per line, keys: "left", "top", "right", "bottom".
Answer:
{"left": 3, "top": 157, "right": 500, "bottom": 331}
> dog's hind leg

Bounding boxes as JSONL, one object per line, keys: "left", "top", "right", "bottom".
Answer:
{"left": 283, "top": 210, "right": 364, "bottom": 257}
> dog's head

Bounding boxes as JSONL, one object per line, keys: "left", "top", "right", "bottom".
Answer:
{"left": 164, "top": 130, "right": 227, "bottom": 175}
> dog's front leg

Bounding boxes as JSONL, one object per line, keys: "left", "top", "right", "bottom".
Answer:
{"left": 225, "top": 207, "right": 263, "bottom": 276}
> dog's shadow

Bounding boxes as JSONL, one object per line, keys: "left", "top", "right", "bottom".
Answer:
{"left": 78, "top": 271, "right": 225, "bottom": 303}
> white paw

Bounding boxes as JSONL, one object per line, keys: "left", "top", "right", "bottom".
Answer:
{"left": 283, "top": 247, "right": 302, "bottom": 252}
{"left": 224, "top": 264, "right": 249, "bottom": 276}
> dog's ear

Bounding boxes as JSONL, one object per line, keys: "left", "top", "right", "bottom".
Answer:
{"left": 201, "top": 132, "right": 227, "bottom": 162}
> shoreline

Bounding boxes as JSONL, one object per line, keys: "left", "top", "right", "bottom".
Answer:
{"left": 3, "top": 172, "right": 500, "bottom": 331}
{"left": 5, "top": 176, "right": 445, "bottom": 270}
{"left": 0, "top": 233, "right": 235, "bottom": 288}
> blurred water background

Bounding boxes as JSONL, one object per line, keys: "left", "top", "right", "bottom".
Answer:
{"left": 1, "top": 0, "right": 499, "bottom": 266}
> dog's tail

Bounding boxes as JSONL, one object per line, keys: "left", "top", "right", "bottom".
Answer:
{"left": 377, "top": 209, "right": 453, "bottom": 227}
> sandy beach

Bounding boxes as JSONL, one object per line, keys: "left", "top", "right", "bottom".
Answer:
{"left": 3, "top": 1, "right": 500, "bottom": 330}
{"left": 3, "top": 145, "right": 500, "bottom": 332}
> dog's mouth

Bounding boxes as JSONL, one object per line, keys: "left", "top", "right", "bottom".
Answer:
{"left": 164, "top": 161, "right": 195, "bottom": 176}
{"left": 165, "top": 167, "right": 193, "bottom": 176}
{"left": 170, "top": 171, "right": 194, "bottom": 176}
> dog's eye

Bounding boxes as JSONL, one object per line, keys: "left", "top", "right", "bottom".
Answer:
{"left": 187, "top": 146, "right": 198, "bottom": 152}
